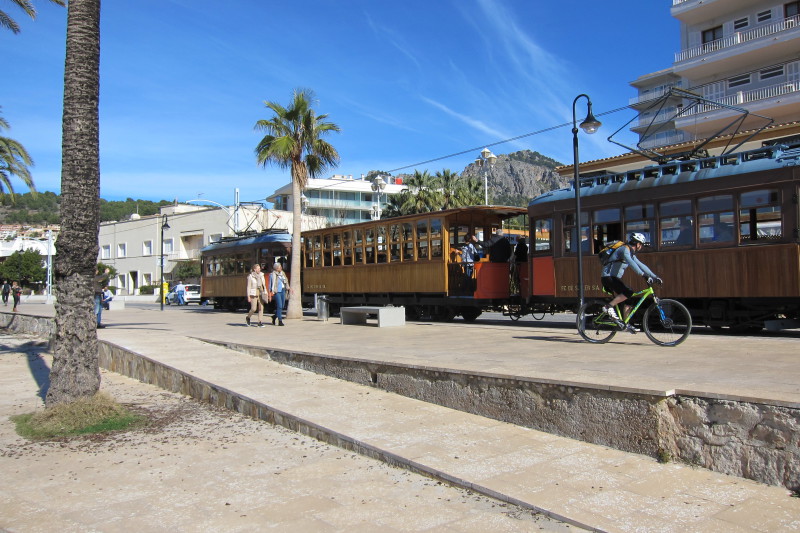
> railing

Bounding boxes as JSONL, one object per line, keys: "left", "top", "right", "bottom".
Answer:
{"left": 637, "top": 108, "right": 678, "bottom": 128}
{"left": 638, "top": 131, "right": 690, "bottom": 150}
{"left": 675, "top": 15, "right": 800, "bottom": 63}
{"left": 672, "top": 0, "right": 692, "bottom": 5}
{"left": 629, "top": 83, "right": 684, "bottom": 106}
{"left": 677, "top": 80, "right": 800, "bottom": 118}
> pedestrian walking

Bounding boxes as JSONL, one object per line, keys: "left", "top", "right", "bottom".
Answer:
{"left": 94, "top": 267, "right": 110, "bottom": 328}
{"left": 268, "top": 263, "right": 290, "bottom": 326}
{"left": 175, "top": 280, "right": 187, "bottom": 306}
{"left": 245, "top": 264, "right": 268, "bottom": 327}
{"left": 11, "top": 281, "right": 22, "bottom": 312}
{"left": 2, "top": 280, "right": 10, "bottom": 307}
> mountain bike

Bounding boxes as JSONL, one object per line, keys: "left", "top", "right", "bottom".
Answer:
{"left": 576, "top": 283, "right": 692, "bottom": 346}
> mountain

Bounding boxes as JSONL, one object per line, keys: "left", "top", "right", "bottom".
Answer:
{"left": 461, "top": 150, "right": 570, "bottom": 207}
{"left": 0, "top": 192, "right": 171, "bottom": 225}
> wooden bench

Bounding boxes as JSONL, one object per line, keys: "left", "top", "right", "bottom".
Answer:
{"left": 340, "top": 306, "right": 405, "bottom": 327}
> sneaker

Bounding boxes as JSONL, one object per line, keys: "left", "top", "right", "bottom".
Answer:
{"left": 626, "top": 324, "right": 639, "bottom": 334}
{"left": 603, "top": 305, "right": 620, "bottom": 320}
{"left": 258, "top": 323, "right": 265, "bottom": 328}
{"left": 245, "top": 316, "right": 251, "bottom": 327}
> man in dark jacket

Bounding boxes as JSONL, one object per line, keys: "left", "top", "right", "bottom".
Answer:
{"left": 94, "top": 267, "right": 110, "bottom": 328}
{"left": 472, "top": 229, "right": 512, "bottom": 263}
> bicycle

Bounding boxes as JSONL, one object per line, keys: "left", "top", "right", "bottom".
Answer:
{"left": 576, "top": 283, "right": 692, "bottom": 346}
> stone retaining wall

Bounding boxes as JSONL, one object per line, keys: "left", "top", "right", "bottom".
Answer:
{"left": 4, "top": 313, "right": 797, "bottom": 491}
{"left": 218, "top": 341, "right": 800, "bottom": 492}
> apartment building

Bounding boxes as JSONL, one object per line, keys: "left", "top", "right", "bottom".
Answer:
{"left": 267, "top": 174, "right": 405, "bottom": 226}
{"left": 98, "top": 203, "right": 324, "bottom": 295}
{"left": 630, "top": 0, "right": 800, "bottom": 150}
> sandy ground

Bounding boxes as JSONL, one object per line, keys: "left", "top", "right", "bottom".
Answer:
{"left": 0, "top": 332, "right": 579, "bottom": 532}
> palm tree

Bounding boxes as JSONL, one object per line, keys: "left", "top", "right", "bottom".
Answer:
{"left": 255, "top": 88, "right": 340, "bottom": 319}
{"left": 1, "top": 0, "right": 64, "bottom": 34}
{"left": 0, "top": 111, "right": 35, "bottom": 197}
{"left": 46, "top": 0, "right": 102, "bottom": 407}
{"left": 435, "top": 169, "right": 463, "bottom": 210}
{"left": 403, "top": 170, "right": 440, "bottom": 213}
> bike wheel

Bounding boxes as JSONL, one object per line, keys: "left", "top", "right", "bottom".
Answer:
{"left": 643, "top": 299, "right": 692, "bottom": 347}
{"left": 576, "top": 301, "right": 618, "bottom": 343}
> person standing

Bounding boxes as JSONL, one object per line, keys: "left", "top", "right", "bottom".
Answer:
{"left": 11, "top": 281, "right": 22, "bottom": 312}
{"left": 245, "top": 264, "right": 268, "bottom": 327}
{"left": 460, "top": 233, "right": 478, "bottom": 278}
{"left": 472, "top": 229, "right": 512, "bottom": 263}
{"left": 268, "top": 263, "right": 290, "bottom": 326}
{"left": 1, "top": 280, "right": 10, "bottom": 306}
{"left": 94, "top": 267, "right": 110, "bottom": 328}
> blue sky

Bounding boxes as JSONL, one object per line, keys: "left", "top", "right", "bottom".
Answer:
{"left": 2, "top": 0, "right": 679, "bottom": 207}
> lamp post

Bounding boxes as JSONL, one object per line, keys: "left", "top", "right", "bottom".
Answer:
{"left": 572, "top": 94, "right": 602, "bottom": 308}
{"left": 159, "top": 215, "right": 170, "bottom": 311}
{"left": 370, "top": 175, "right": 386, "bottom": 220}
{"left": 475, "top": 147, "right": 497, "bottom": 206}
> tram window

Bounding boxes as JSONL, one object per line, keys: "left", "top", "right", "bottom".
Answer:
{"left": 624, "top": 204, "right": 654, "bottom": 249}
{"left": 390, "top": 224, "right": 401, "bottom": 242}
{"left": 365, "top": 228, "right": 375, "bottom": 263}
{"left": 403, "top": 240, "right": 414, "bottom": 261}
{"left": 323, "top": 234, "right": 332, "bottom": 266}
{"left": 389, "top": 224, "right": 401, "bottom": 261}
{"left": 354, "top": 229, "right": 364, "bottom": 263}
{"left": 660, "top": 200, "right": 694, "bottom": 247}
{"left": 332, "top": 233, "right": 341, "bottom": 266}
{"left": 698, "top": 195, "right": 734, "bottom": 244}
{"left": 564, "top": 212, "right": 590, "bottom": 253}
{"left": 431, "top": 239, "right": 442, "bottom": 258}
{"left": 592, "top": 208, "right": 621, "bottom": 250}
{"left": 740, "top": 189, "right": 781, "bottom": 242}
{"left": 417, "top": 238, "right": 429, "bottom": 260}
{"left": 401, "top": 222, "right": 413, "bottom": 241}
{"left": 304, "top": 238, "right": 313, "bottom": 267}
{"left": 342, "top": 230, "right": 353, "bottom": 265}
{"left": 417, "top": 220, "right": 429, "bottom": 260}
{"left": 430, "top": 218, "right": 442, "bottom": 237}
{"left": 376, "top": 226, "right": 387, "bottom": 263}
{"left": 532, "top": 219, "right": 552, "bottom": 253}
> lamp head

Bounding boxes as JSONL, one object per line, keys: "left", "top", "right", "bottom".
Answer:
{"left": 486, "top": 153, "right": 497, "bottom": 166}
{"left": 579, "top": 102, "right": 602, "bottom": 134}
{"left": 161, "top": 216, "right": 170, "bottom": 230}
{"left": 480, "top": 147, "right": 492, "bottom": 159}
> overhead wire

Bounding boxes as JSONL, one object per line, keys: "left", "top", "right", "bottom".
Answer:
{"left": 385, "top": 105, "right": 631, "bottom": 174}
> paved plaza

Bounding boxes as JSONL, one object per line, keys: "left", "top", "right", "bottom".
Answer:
{"left": 1, "top": 302, "right": 799, "bottom": 531}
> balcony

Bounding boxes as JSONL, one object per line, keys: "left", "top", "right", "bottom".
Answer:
{"left": 629, "top": 83, "right": 685, "bottom": 107}
{"left": 676, "top": 80, "right": 800, "bottom": 119}
{"left": 676, "top": 15, "right": 799, "bottom": 63}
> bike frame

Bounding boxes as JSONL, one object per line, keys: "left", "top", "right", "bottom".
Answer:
{"left": 598, "top": 286, "right": 656, "bottom": 328}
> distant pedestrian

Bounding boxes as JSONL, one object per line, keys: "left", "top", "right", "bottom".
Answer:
{"left": 175, "top": 280, "right": 187, "bottom": 306}
{"left": 94, "top": 267, "right": 110, "bottom": 328}
{"left": 11, "top": 281, "right": 22, "bottom": 312}
{"left": 245, "top": 264, "right": 268, "bottom": 327}
{"left": 102, "top": 286, "right": 114, "bottom": 310}
{"left": 268, "top": 263, "right": 290, "bottom": 326}
{"left": 1, "top": 280, "right": 10, "bottom": 306}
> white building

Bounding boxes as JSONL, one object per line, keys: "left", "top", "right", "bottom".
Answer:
{"left": 630, "top": 0, "right": 800, "bottom": 150}
{"left": 98, "top": 203, "right": 324, "bottom": 295}
{"left": 267, "top": 174, "right": 405, "bottom": 226}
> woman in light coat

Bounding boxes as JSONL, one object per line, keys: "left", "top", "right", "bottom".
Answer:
{"left": 246, "top": 264, "right": 268, "bottom": 327}
{"left": 268, "top": 263, "right": 290, "bottom": 326}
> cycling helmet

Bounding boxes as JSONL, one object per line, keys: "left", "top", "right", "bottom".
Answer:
{"left": 629, "top": 232, "right": 647, "bottom": 245}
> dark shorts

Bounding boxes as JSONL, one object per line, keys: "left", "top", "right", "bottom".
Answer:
{"left": 601, "top": 276, "right": 634, "bottom": 299}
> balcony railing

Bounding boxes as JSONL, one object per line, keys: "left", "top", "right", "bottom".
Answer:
{"left": 676, "top": 15, "right": 800, "bottom": 63}
{"left": 672, "top": 0, "right": 692, "bottom": 5}
{"left": 677, "top": 80, "right": 800, "bottom": 118}
{"left": 629, "top": 83, "right": 685, "bottom": 106}
{"left": 637, "top": 108, "right": 678, "bottom": 128}
{"left": 639, "top": 130, "right": 690, "bottom": 149}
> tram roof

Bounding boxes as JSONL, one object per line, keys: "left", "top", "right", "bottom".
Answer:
{"left": 529, "top": 144, "right": 795, "bottom": 208}
{"left": 200, "top": 230, "right": 291, "bottom": 253}
{"left": 305, "top": 206, "right": 528, "bottom": 233}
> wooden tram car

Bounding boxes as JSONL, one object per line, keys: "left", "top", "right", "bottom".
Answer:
{"left": 300, "top": 206, "right": 527, "bottom": 322}
{"left": 526, "top": 141, "right": 800, "bottom": 331}
{"left": 200, "top": 231, "right": 292, "bottom": 311}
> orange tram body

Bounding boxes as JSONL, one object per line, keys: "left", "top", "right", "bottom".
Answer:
{"left": 202, "top": 140, "right": 800, "bottom": 331}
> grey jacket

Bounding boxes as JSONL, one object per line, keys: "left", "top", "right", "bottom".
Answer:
{"left": 601, "top": 245, "right": 657, "bottom": 279}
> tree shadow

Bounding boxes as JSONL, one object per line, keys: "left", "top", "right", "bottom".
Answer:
{"left": 23, "top": 343, "right": 51, "bottom": 401}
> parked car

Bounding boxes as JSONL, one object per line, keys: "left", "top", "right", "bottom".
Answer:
{"left": 166, "top": 284, "right": 202, "bottom": 305}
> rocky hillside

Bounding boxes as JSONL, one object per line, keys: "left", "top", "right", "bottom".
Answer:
{"left": 460, "top": 150, "right": 570, "bottom": 206}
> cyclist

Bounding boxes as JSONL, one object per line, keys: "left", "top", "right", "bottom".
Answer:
{"left": 601, "top": 232, "right": 662, "bottom": 330}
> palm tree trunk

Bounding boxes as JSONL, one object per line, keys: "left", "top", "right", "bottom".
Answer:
{"left": 46, "top": 0, "right": 101, "bottom": 406}
{"left": 286, "top": 179, "right": 303, "bottom": 319}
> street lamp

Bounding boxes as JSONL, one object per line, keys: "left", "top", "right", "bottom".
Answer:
{"left": 370, "top": 175, "right": 386, "bottom": 220}
{"left": 160, "top": 215, "right": 170, "bottom": 311}
{"left": 572, "top": 94, "right": 602, "bottom": 308}
{"left": 475, "top": 147, "right": 497, "bottom": 205}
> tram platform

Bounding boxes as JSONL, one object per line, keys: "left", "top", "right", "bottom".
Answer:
{"left": 3, "top": 303, "right": 799, "bottom": 532}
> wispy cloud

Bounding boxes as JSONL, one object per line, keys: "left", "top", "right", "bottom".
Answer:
{"left": 364, "top": 13, "right": 422, "bottom": 71}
